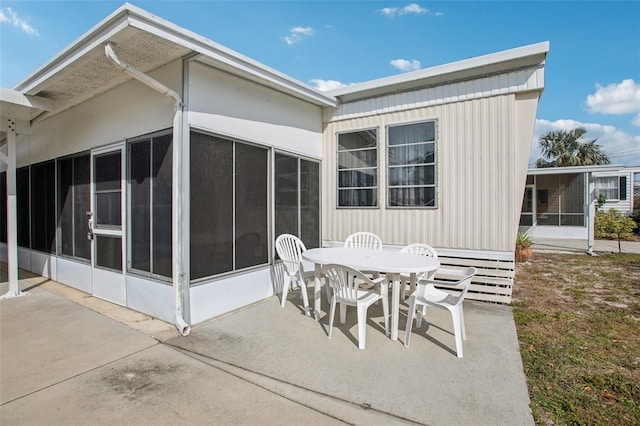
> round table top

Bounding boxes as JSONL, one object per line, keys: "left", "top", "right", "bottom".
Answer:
{"left": 302, "top": 247, "right": 440, "bottom": 274}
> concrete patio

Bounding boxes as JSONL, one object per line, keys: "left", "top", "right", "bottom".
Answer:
{"left": 1, "top": 271, "right": 533, "bottom": 425}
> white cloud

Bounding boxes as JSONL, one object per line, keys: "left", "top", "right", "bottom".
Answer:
{"left": 0, "top": 7, "right": 39, "bottom": 36}
{"left": 309, "top": 79, "right": 348, "bottom": 92}
{"left": 586, "top": 79, "right": 640, "bottom": 126}
{"left": 530, "top": 119, "right": 640, "bottom": 167}
{"left": 379, "top": 3, "right": 442, "bottom": 17}
{"left": 390, "top": 58, "right": 421, "bottom": 72}
{"left": 283, "top": 26, "right": 313, "bottom": 45}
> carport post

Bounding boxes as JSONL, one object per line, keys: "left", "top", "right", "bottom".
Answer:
{"left": 587, "top": 172, "right": 595, "bottom": 255}
{"left": 1, "top": 118, "right": 25, "bottom": 299}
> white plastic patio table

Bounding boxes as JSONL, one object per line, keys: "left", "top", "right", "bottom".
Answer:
{"left": 302, "top": 247, "right": 440, "bottom": 341}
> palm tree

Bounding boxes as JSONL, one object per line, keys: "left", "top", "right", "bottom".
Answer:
{"left": 535, "top": 127, "right": 610, "bottom": 168}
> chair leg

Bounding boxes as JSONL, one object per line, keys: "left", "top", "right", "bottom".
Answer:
{"left": 459, "top": 305, "right": 466, "bottom": 340}
{"left": 381, "top": 289, "right": 389, "bottom": 337}
{"left": 328, "top": 296, "right": 336, "bottom": 339}
{"left": 281, "top": 275, "right": 291, "bottom": 308}
{"left": 299, "top": 280, "right": 310, "bottom": 316}
{"left": 416, "top": 305, "right": 427, "bottom": 328}
{"left": 450, "top": 306, "right": 463, "bottom": 358}
{"left": 356, "top": 304, "right": 368, "bottom": 349}
{"left": 340, "top": 302, "right": 347, "bottom": 324}
{"left": 404, "top": 296, "right": 417, "bottom": 347}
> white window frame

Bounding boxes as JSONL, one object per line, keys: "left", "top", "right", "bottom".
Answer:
{"left": 595, "top": 176, "right": 620, "bottom": 201}
{"left": 386, "top": 120, "right": 438, "bottom": 209}
{"left": 336, "top": 128, "right": 379, "bottom": 209}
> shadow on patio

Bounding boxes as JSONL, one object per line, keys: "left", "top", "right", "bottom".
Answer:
{"left": 167, "top": 284, "right": 533, "bottom": 425}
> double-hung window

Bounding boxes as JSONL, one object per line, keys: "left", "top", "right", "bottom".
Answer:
{"left": 337, "top": 129, "right": 378, "bottom": 207}
{"left": 596, "top": 176, "right": 627, "bottom": 201}
{"left": 387, "top": 121, "right": 437, "bottom": 207}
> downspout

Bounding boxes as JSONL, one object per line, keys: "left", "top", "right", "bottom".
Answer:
{"left": 105, "top": 42, "right": 191, "bottom": 335}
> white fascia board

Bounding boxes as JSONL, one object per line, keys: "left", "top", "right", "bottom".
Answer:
{"left": 14, "top": 3, "right": 336, "bottom": 108}
{"left": 125, "top": 10, "right": 336, "bottom": 107}
{"left": 328, "top": 41, "right": 549, "bottom": 99}
{"left": 527, "top": 164, "right": 623, "bottom": 175}
{"left": 13, "top": 5, "right": 132, "bottom": 94}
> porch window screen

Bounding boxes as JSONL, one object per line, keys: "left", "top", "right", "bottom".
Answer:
{"left": 337, "top": 129, "right": 377, "bottom": 207}
{"left": 595, "top": 176, "right": 620, "bottom": 200}
{"left": 190, "top": 131, "right": 269, "bottom": 281}
{"left": 58, "top": 153, "right": 91, "bottom": 260}
{"left": 536, "top": 174, "right": 584, "bottom": 226}
{"left": 387, "top": 121, "right": 437, "bottom": 207}
{"left": 16, "top": 166, "right": 30, "bottom": 248}
{"left": 30, "top": 160, "right": 57, "bottom": 253}
{"left": 128, "top": 133, "right": 173, "bottom": 279}
{"left": 275, "top": 153, "right": 320, "bottom": 249}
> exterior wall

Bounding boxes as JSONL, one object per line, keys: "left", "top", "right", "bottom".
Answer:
{"left": 10, "top": 60, "right": 181, "bottom": 323}
{"left": 186, "top": 60, "right": 324, "bottom": 324}
{"left": 188, "top": 61, "right": 323, "bottom": 158}
{"left": 323, "top": 94, "right": 518, "bottom": 253}
{"left": 594, "top": 169, "right": 637, "bottom": 215}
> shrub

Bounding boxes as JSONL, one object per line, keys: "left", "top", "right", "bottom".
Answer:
{"left": 594, "top": 208, "right": 638, "bottom": 253}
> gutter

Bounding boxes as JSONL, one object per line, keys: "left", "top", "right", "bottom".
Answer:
{"left": 105, "top": 42, "right": 191, "bottom": 336}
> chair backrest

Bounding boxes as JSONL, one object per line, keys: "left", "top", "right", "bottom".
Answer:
{"left": 275, "top": 234, "right": 307, "bottom": 276}
{"left": 344, "top": 232, "right": 383, "bottom": 251}
{"left": 430, "top": 266, "right": 477, "bottom": 306}
{"left": 400, "top": 243, "right": 438, "bottom": 258}
{"left": 321, "top": 263, "right": 374, "bottom": 303}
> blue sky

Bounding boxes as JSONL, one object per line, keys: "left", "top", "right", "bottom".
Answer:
{"left": 1, "top": 1, "right": 639, "bottom": 166}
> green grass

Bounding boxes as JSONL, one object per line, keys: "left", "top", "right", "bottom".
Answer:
{"left": 513, "top": 253, "right": 640, "bottom": 425}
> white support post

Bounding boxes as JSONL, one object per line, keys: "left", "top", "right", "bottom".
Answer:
{"left": 587, "top": 172, "right": 595, "bottom": 256}
{"left": 1, "top": 118, "right": 27, "bottom": 299}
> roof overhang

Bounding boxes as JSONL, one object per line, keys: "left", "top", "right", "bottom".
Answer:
{"left": 328, "top": 41, "right": 549, "bottom": 102}
{"left": 527, "top": 164, "right": 624, "bottom": 175}
{"left": 0, "top": 88, "right": 53, "bottom": 122}
{"left": 12, "top": 2, "right": 335, "bottom": 121}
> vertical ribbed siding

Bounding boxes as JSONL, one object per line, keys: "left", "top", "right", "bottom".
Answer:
{"left": 323, "top": 94, "right": 517, "bottom": 252}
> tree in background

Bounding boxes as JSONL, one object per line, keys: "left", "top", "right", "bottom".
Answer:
{"left": 535, "top": 127, "right": 611, "bottom": 168}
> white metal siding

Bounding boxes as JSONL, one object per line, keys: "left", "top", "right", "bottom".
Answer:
{"left": 323, "top": 94, "right": 518, "bottom": 253}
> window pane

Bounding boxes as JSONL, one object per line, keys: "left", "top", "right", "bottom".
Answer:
{"left": 235, "top": 143, "right": 268, "bottom": 269}
{"left": 58, "top": 157, "right": 74, "bottom": 256}
{"left": 190, "top": 132, "right": 233, "bottom": 279}
{"left": 96, "top": 193, "right": 122, "bottom": 226}
{"left": 338, "top": 129, "right": 377, "bottom": 150}
{"left": 519, "top": 215, "right": 533, "bottom": 226}
{"left": 338, "top": 150, "right": 377, "bottom": 169}
{"left": 31, "top": 160, "right": 56, "bottom": 253}
{"left": 339, "top": 189, "right": 377, "bottom": 207}
{"left": 338, "top": 169, "right": 376, "bottom": 188}
{"left": 94, "top": 153, "right": 121, "bottom": 192}
{"left": 96, "top": 235, "right": 122, "bottom": 271}
{"left": 152, "top": 134, "right": 173, "bottom": 278}
{"left": 300, "top": 160, "right": 320, "bottom": 249}
{"left": 389, "top": 187, "right": 436, "bottom": 207}
{"left": 389, "top": 122, "right": 435, "bottom": 145}
{"left": 388, "top": 143, "right": 434, "bottom": 166}
{"left": 275, "top": 154, "right": 299, "bottom": 238}
{"left": 73, "top": 155, "right": 91, "bottom": 260}
{"left": 16, "top": 167, "right": 30, "bottom": 248}
{"left": 129, "top": 140, "right": 151, "bottom": 273}
{"left": 388, "top": 165, "right": 435, "bottom": 186}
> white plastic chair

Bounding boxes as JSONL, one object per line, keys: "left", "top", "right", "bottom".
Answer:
{"left": 344, "top": 232, "right": 383, "bottom": 279}
{"left": 321, "top": 263, "right": 389, "bottom": 349}
{"left": 404, "top": 266, "right": 477, "bottom": 357}
{"left": 344, "top": 232, "right": 383, "bottom": 250}
{"left": 275, "top": 234, "right": 314, "bottom": 316}
{"left": 399, "top": 243, "right": 438, "bottom": 299}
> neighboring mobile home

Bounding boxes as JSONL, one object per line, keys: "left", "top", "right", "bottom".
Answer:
{"left": 520, "top": 166, "right": 639, "bottom": 240}
{"left": 1, "top": 3, "right": 548, "bottom": 332}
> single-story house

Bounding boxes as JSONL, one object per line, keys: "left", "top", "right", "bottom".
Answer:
{"left": 1, "top": 3, "right": 548, "bottom": 333}
{"left": 520, "top": 166, "right": 639, "bottom": 242}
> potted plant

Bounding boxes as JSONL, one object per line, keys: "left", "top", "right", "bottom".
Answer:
{"left": 515, "top": 232, "right": 533, "bottom": 262}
